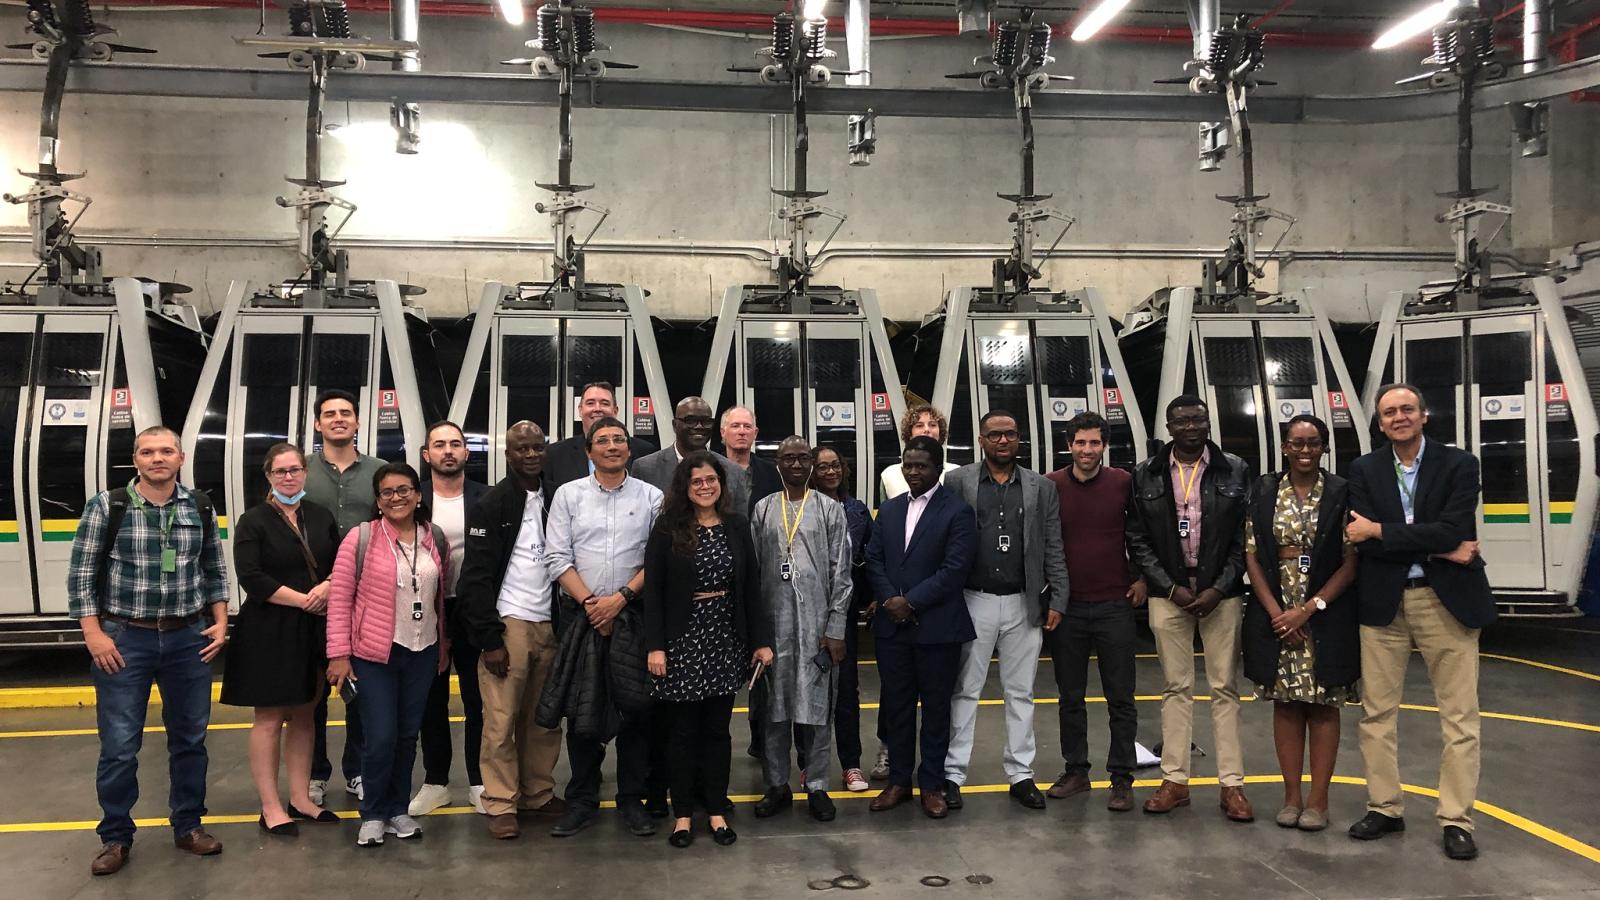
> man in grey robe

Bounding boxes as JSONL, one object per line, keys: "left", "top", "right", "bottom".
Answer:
{"left": 750, "top": 436, "right": 852, "bottom": 823}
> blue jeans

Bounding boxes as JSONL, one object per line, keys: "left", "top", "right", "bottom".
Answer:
{"left": 352, "top": 644, "right": 436, "bottom": 822}
{"left": 92, "top": 618, "right": 214, "bottom": 847}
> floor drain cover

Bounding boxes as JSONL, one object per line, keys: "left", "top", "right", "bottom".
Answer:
{"left": 833, "top": 875, "right": 870, "bottom": 890}
{"left": 966, "top": 874, "right": 994, "bottom": 885}
{"left": 920, "top": 876, "right": 951, "bottom": 888}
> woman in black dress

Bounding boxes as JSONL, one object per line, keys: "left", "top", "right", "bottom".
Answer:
{"left": 644, "top": 451, "right": 773, "bottom": 849}
{"left": 221, "top": 442, "right": 341, "bottom": 834}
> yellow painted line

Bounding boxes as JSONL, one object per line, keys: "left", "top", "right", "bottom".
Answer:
{"left": 1, "top": 775, "right": 1596, "bottom": 865}
{"left": 1481, "top": 653, "right": 1600, "bottom": 683}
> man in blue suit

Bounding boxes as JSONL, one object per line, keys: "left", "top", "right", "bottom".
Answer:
{"left": 865, "top": 436, "right": 977, "bottom": 819}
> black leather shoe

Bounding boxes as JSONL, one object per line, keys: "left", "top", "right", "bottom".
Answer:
{"left": 755, "top": 785, "right": 793, "bottom": 818}
{"left": 808, "top": 790, "right": 837, "bottom": 822}
{"left": 620, "top": 801, "right": 658, "bottom": 836}
{"left": 943, "top": 780, "right": 964, "bottom": 811}
{"left": 549, "top": 807, "right": 597, "bottom": 838}
{"left": 1443, "top": 826, "right": 1478, "bottom": 860}
{"left": 1009, "top": 780, "right": 1047, "bottom": 810}
{"left": 668, "top": 827, "right": 693, "bottom": 849}
{"left": 1348, "top": 812, "right": 1406, "bottom": 841}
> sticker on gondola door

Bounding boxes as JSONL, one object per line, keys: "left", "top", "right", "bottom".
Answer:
{"left": 109, "top": 387, "right": 133, "bottom": 429}
{"left": 871, "top": 392, "right": 894, "bottom": 430}
{"left": 1328, "top": 391, "right": 1352, "bottom": 427}
{"left": 377, "top": 389, "right": 400, "bottom": 428}
{"left": 1480, "top": 394, "right": 1525, "bottom": 420}
{"left": 1546, "top": 383, "right": 1571, "bottom": 422}
{"left": 632, "top": 397, "right": 656, "bottom": 436}
{"left": 1049, "top": 397, "right": 1087, "bottom": 421}
{"left": 815, "top": 402, "right": 855, "bottom": 427}
{"left": 42, "top": 399, "right": 92, "bottom": 426}
{"left": 1274, "top": 396, "right": 1314, "bottom": 421}
{"left": 1102, "top": 388, "right": 1126, "bottom": 424}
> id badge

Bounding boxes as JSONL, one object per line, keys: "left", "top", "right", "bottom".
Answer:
{"left": 1177, "top": 518, "right": 1191, "bottom": 540}
{"left": 780, "top": 561, "right": 793, "bottom": 581}
{"left": 1297, "top": 554, "right": 1311, "bottom": 575}
{"left": 998, "top": 534, "right": 1012, "bottom": 553}
{"left": 411, "top": 601, "right": 424, "bottom": 622}
{"left": 160, "top": 546, "right": 177, "bottom": 573}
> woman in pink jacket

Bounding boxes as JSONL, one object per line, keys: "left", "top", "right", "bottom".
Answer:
{"left": 326, "top": 462, "right": 450, "bottom": 848}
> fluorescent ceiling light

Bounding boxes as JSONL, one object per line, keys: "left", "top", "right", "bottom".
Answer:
{"left": 1071, "top": 0, "right": 1132, "bottom": 42}
{"left": 497, "top": 0, "right": 525, "bottom": 27}
{"left": 1372, "top": 0, "right": 1454, "bottom": 50}
{"left": 802, "top": 0, "right": 827, "bottom": 20}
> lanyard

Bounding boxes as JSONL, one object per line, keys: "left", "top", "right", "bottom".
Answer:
{"left": 987, "top": 475, "right": 1015, "bottom": 530}
{"left": 780, "top": 490, "right": 811, "bottom": 557}
{"left": 385, "top": 520, "right": 422, "bottom": 597}
{"left": 128, "top": 479, "right": 175, "bottom": 548}
{"left": 1392, "top": 458, "right": 1416, "bottom": 511}
{"left": 1175, "top": 460, "right": 1202, "bottom": 505}
{"left": 1290, "top": 476, "right": 1319, "bottom": 543}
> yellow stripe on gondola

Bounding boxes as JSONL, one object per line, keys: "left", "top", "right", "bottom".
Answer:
{"left": 0, "top": 521, "right": 16, "bottom": 543}
{"left": 1482, "top": 502, "right": 1531, "bottom": 524}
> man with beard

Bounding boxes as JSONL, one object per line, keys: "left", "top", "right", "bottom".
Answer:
{"left": 410, "top": 421, "right": 491, "bottom": 816}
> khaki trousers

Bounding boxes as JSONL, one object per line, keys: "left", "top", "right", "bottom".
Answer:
{"left": 1147, "top": 592, "right": 1245, "bottom": 787}
{"left": 477, "top": 618, "right": 563, "bottom": 816}
{"left": 1357, "top": 586, "right": 1481, "bottom": 829}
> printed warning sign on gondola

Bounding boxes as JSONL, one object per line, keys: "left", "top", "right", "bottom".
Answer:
{"left": 109, "top": 387, "right": 133, "bottom": 429}
{"left": 815, "top": 402, "right": 856, "bottom": 429}
{"left": 1102, "top": 388, "right": 1127, "bottom": 424}
{"left": 632, "top": 397, "right": 656, "bottom": 436}
{"left": 1479, "top": 394, "right": 1525, "bottom": 421}
{"left": 376, "top": 389, "right": 400, "bottom": 428}
{"left": 1327, "top": 391, "right": 1352, "bottom": 427}
{"left": 870, "top": 393, "right": 894, "bottom": 430}
{"left": 42, "top": 398, "right": 92, "bottom": 426}
{"left": 1545, "top": 383, "right": 1571, "bottom": 422}
{"left": 1049, "top": 396, "right": 1088, "bottom": 421}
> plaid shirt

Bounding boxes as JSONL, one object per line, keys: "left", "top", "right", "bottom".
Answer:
{"left": 66, "top": 482, "right": 230, "bottom": 620}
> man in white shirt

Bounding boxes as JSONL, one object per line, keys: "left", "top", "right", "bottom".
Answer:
{"left": 457, "top": 422, "right": 565, "bottom": 840}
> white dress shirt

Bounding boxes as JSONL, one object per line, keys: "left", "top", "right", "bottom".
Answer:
{"left": 904, "top": 483, "right": 940, "bottom": 550}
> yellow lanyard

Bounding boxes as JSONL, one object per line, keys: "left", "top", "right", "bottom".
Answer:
{"left": 1176, "top": 461, "right": 1202, "bottom": 505}
{"left": 780, "top": 490, "right": 811, "bottom": 558}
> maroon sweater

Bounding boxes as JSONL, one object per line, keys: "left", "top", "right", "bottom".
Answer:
{"left": 1046, "top": 464, "right": 1136, "bottom": 603}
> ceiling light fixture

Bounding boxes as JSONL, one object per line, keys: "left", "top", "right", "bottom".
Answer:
{"left": 497, "top": 0, "right": 525, "bottom": 27}
{"left": 1373, "top": 0, "right": 1457, "bottom": 51}
{"left": 1071, "top": 0, "right": 1132, "bottom": 42}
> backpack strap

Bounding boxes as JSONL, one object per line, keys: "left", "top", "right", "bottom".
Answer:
{"left": 354, "top": 521, "right": 372, "bottom": 580}
{"left": 96, "top": 486, "right": 135, "bottom": 599}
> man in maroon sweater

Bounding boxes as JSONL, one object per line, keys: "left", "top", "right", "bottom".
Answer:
{"left": 1043, "top": 412, "right": 1147, "bottom": 812}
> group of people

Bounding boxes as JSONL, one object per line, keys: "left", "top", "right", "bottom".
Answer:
{"left": 67, "top": 379, "right": 1496, "bottom": 875}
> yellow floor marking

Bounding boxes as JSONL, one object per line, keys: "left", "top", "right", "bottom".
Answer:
{"left": 1479, "top": 653, "right": 1600, "bottom": 683}
{"left": 0, "top": 775, "right": 1595, "bottom": 865}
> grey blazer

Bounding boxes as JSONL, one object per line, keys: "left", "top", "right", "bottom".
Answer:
{"left": 631, "top": 446, "right": 751, "bottom": 517}
{"left": 944, "top": 462, "right": 1071, "bottom": 623}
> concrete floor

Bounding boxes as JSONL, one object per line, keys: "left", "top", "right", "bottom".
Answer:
{"left": 0, "top": 620, "right": 1596, "bottom": 899}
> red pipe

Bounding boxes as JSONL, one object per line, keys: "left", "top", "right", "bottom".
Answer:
{"left": 1552, "top": 15, "right": 1600, "bottom": 102}
{"left": 1252, "top": 0, "right": 1298, "bottom": 29}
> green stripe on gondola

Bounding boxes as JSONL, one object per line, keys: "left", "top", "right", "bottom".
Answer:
{"left": 1483, "top": 514, "right": 1531, "bottom": 524}
{"left": 1550, "top": 513, "right": 1572, "bottom": 524}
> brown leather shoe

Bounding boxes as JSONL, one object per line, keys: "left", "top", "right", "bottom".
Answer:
{"left": 1047, "top": 772, "right": 1091, "bottom": 799}
{"left": 1220, "top": 786, "right": 1255, "bottom": 823}
{"left": 90, "top": 843, "right": 128, "bottom": 876}
{"left": 174, "top": 828, "right": 223, "bottom": 856}
{"left": 869, "top": 785, "right": 911, "bottom": 812}
{"left": 486, "top": 813, "right": 520, "bottom": 840}
{"left": 1142, "top": 780, "right": 1191, "bottom": 814}
{"left": 521, "top": 797, "right": 568, "bottom": 818}
{"left": 1107, "top": 782, "right": 1135, "bottom": 812}
{"left": 920, "top": 788, "right": 949, "bottom": 819}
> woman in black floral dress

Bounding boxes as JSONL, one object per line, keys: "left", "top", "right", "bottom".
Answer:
{"left": 643, "top": 451, "right": 773, "bottom": 849}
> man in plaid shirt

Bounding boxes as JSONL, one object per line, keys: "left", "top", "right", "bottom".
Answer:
{"left": 68, "top": 425, "right": 230, "bottom": 877}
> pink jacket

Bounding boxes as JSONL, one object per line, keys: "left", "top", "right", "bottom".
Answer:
{"left": 326, "top": 519, "right": 450, "bottom": 666}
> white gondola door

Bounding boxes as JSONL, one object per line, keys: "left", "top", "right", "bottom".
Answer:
{"left": 0, "top": 316, "right": 38, "bottom": 614}
{"left": 1467, "top": 315, "right": 1545, "bottom": 588}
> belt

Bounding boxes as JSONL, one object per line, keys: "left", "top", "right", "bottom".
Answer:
{"left": 1278, "top": 546, "right": 1308, "bottom": 560}
{"left": 1404, "top": 576, "right": 1430, "bottom": 590}
{"left": 691, "top": 591, "right": 729, "bottom": 603}
{"left": 102, "top": 612, "right": 200, "bottom": 632}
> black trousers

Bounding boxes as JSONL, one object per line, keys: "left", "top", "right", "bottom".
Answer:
{"left": 419, "top": 599, "right": 483, "bottom": 786}
{"left": 664, "top": 694, "right": 735, "bottom": 817}
{"left": 835, "top": 608, "right": 866, "bottom": 771}
{"left": 564, "top": 706, "right": 666, "bottom": 813}
{"left": 1049, "top": 599, "right": 1139, "bottom": 782}
{"left": 312, "top": 684, "right": 363, "bottom": 783}
{"left": 877, "top": 636, "right": 963, "bottom": 792}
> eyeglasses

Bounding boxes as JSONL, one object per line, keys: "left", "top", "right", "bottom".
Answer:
{"left": 689, "top": 476, "right": 721, "bottom": 488}
{"left": 777, "top": 454, "right": 812, "bottom": 464}
{"left": 591, "top": 435, "right": 628, "bottom": 448}
{"left": 1285, "top": 439, "right": 1325, "bottom": 451}
{"left": 678, "top": 416, "right": 715, "bottom": 428}
{"left": 982, "top": 430, "right": 1020, "bottom": 442}
{"left": 378, "top": 485, "right": 417, "bottom": 500}
{"left": 1168, "top": 415, "right": 1209, "bottom": 429}
{"left": 268, "top": 466, "right": 306, "bottom": 480}
{"left": 814, "top": 462, "right": 843, "bottom": 473}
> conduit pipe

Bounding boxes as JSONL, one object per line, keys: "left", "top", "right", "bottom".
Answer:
{"left": 391, "top": 0, "right": 422, "bottom": 154}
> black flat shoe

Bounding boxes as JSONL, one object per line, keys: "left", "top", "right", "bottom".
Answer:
{"left": 668, "top": 828, "right": 694, "bottom": 849}
{"left": 1348, "top": 811, "right": 1406, "bottom": 841}
{"left": 943, "top": 781, "right": 964, "bottom": 811}
{"left": 808, "top": 790, "right": 837, "bottom": 822}
{"left": 711, "top": 825, "right": 737, "bottom": 846}
{"left": 1443, "top": 826, "right": 1478, "bottom": 860}
{"left": 258, "top": 815, "right": 298, "bottom": 836}
{"left": 755, "top": 785, "right": 793, "bottom": 818}
{"left": 288, "top": 805, "right": 340, "bottom": 823}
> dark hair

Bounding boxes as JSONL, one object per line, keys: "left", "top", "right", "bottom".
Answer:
{"left": 260, "top": 441, "right": 306, "bottom": 477}
{"left": 371, "top": 462, "right": 429, "bottom": 523}
{"left": 904, "top": 434, "right": 945, "bottom": 469}
{"left": 1166, "top": 393, "right": 1208, "bottom": 420}
{"left": 134, "top": 424, "right": 181, "bottom": 448}
{"left": 1064, "top": 411, "right": 1108, "bottom": 443}
{"left": 978, "top": 409, "right": 1016, "bottom": 433}
{"left": 424, "top": 419, "right": 465, "bottom": 444}
{"left": 659, "top": 451, "right": 729, "bottom": 556}
{"left": 899, "top": 403, "right": 949, "bottom": 444}
{"left": 1375, "top": 382, "right": 1427, "bottom": 414}
{"left": 315, "top": 388, "right": 359, "bottom": 419}
{"left": 1284, "top": 414, "right": 1330, "bottom": 448}
{"left": 809, "top": 444, "right": 854, "bottom": 498}
{"left": 579, "top": 381, "right": 618, "bottom": 405}
{"left": 585, "top": 416, "right": 628, "bottom": 448}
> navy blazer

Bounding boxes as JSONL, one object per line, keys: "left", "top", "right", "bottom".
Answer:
{"left": 1347, "top": 440, "right": 1496, "bottom": 630}
{"left": 865, "top": 486, "right": 978, "bottom": 645}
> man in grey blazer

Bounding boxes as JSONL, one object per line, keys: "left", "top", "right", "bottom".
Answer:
{"left": 941, "top": 410, "right": 1070, "bottom": 810}
{"left": 631, "top": 395, "right": 751, "bottom": 519}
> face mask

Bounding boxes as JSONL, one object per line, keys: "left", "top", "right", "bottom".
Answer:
{"left": 272, "top": 488, "right": 307, "bottom": 505}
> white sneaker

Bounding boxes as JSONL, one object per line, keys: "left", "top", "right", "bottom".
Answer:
{"left": 869, "top": 745, "right": 890, "bottom": 781}
{"left": 408, "top": 783, "right": 451, "bottom": 817}
{"left": 385, "top": 815, "right": 423, "bottom": 839}
{"left": 308, "top": 779, "right": 328, "bottom": 807}
{"left": 346, "top": 776, "right": 364, "bottom": 800}
{"left": 356, "top": 819, "right": 385, "bottom": 847}
{"left": 469, "top": 784, "right": 487, "bottom": 815}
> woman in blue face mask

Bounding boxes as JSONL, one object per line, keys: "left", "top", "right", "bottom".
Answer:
{"left": 221, "top": 442, "right": 343, "bottom": 834}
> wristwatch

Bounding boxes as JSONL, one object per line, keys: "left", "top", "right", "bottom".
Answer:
{"left": 1311, "top": 596, "right": 1327, "bottom": 612}
{"left": 619, "top": 586, "right": 638, "bottom": 604}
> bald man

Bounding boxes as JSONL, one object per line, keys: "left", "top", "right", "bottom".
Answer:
{"left": 457, "top": 421, "right": 566, "bottom": 839}
{"left": 632, "top": 396, "right": 751, "bottom": 515}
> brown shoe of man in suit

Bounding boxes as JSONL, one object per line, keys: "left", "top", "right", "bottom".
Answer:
{"left": 870, "top": 785, "right": 911, "bottom": 812}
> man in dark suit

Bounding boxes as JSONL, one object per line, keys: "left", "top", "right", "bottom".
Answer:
{"left": 1345, "top": 383, "right": 1494, "bottom": 861}
{"left": 631, "top": 396, "right": 750, "bottom": 515}
{"left": 719, "top": 405, "right": 782, "bottom": 514}
{"left": 864, "top": 436, "right": 977, "bottom": 819}
{"left": 542, "top": 382, "right": 655, "bottom": 491}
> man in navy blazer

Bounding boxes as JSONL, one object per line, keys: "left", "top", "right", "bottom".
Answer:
{"left": 1344, "top": 383, "right": 1495, "bottom": 862}
{"left": 864, "top": 436, "right": 977, "bottom": 819}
